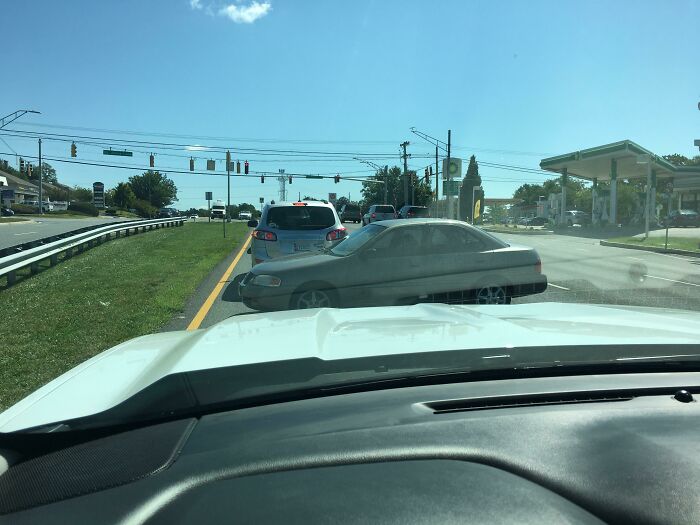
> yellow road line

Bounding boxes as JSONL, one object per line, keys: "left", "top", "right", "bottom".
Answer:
{"left": 187, "top": 236, "right": 252, "bottom": 331}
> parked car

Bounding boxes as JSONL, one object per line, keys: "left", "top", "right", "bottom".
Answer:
{"left": 158, "top": 207, "right": 179, "bottom": 218}
{"left": 526, "top": 217, "right": 548, "bottom": 226}
{"left": 339, "top": 203, "right": 362, "bottom": 223}
{"left": 240, "top": 218, "right": 546, "bottom": 311}
{"left": 397, "top": 205, "right": 429, "bottom": 219}
{"left": 1, "top": 207, "right": 15, "bottom": 216}
{"left": 517, "top": 217, "right": 529, "bottom": 226}
{"left": 362, "top": 204, "right": 396, "bottom": 226}
{"left": 248, "top": 201, "right": 346, "bottom": 266}
{"left": 563, "top": 210, "right": 590, "bottom": 226}
{"left": 238, "top": 211, "right": 253, "bottom": 221}
{"left": 663, "top": 209, "right": 700, "bottom": 228}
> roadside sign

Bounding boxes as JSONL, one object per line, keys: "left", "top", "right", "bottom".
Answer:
{"left": 442, "top": 158, "right": 462, "bottom": 180}
{"left": 103, "top": 149, "right": 133, "bottom": 157}
{"left": 328, "top": 193, "right": 337, "bottom": 203}
{"left": 306, "top": 175, "right": 323, "bottom": 179}
{"left": 1, "top": 189, "right": 15, "bottom": 202}
{"left": 442, "top": 180, "right": 460, "bottom": 196}
{"left": 93, "top": 182, "right": 105, "bottom": 209}
{"left": 205, "top": 191, "right": 213, "bottom": 200}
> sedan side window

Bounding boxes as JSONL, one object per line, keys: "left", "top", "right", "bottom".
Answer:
{"left": 428, "top": 226, "right": 486, "bottom": 254}
{"left": 371, "top": 228, "right": 424, "bottom": 257}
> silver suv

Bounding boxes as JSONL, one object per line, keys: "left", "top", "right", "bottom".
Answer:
{"left": 249, "top": 201, "right": 346, "bottom": 265}
{"left": 362, "top": 204, "right": 396, "bottom": 226}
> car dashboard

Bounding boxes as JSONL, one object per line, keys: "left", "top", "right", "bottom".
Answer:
{"left": 2, "top": 371, "right": 700, "bottom": 524}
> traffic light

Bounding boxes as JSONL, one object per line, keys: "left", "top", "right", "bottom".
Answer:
{"left": 226, "top": 151, "right": 232, "bottom": 171}
{"left": 189, "top": 157, "right": 194, "bottom": 171}
{"left": 27, "top": 164, "right": 32, "bottom": 177}
{"left": 19, "top": 157, "right": 25, "bottom": 173}
{"left": 244, "top": 161, "right": 249, "bottom": 175}
{"left": 424, "top": 168, "right": 429, "bottom": 184}
{"left": 149, "top": 154, "right": 155, "bottom": 168}
{"left": 260, "top": 175, "right": 265, "bottom": 183}
{"left": 71, "top": 142, "right": 77, "bottom": 157}
{"left": 236, "top": 160, "right": 241, "bottom": 174}
{"left": 288, "top": 175, "right": 292, "bottom": 184}
{"left": 334, "top": 174, "right": 340, "bottom": 183}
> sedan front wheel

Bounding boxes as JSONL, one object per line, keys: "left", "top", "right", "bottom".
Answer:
{"left": 292, "top": 288, "right": 337, "bottom": 309}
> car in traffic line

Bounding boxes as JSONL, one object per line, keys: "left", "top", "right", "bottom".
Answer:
{"left": 238, "top": 211, "right": 253, "bottom": 221}
{"left": 362, "top": 204, "right": 396, "bottom": 225}
{"left": 663, "top": 209, "right": 700, "bottom": 228}
{"left": 339, "top": 203, "right": 362, "bottom": 223}
{"left": 240, "top": 218, "right": 546, "bottom": 311}
{"left": 248, "top": 201, "right": 346, "bottom": 266}
{"left": 397, "top": 205, "right": 429, "bottom": 219}
{"left": 563, "top": 210, "right": 590, "bottom": 226}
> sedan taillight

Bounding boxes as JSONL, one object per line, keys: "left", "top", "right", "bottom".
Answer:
{"left": 371, "top": 213, "right": 376, "bottom": 218}
{"left": 535, "top": 258, "right": 542, "bottom": 274}
{"left": 252, "top": 230, "right": 277, "bottom": 241}
{"left": 326, "top": 228, "right": 347, "bottom": 241}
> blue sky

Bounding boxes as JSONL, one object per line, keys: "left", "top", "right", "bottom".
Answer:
{"left": 2, "top": 0, "right": 699, "bottom": 208}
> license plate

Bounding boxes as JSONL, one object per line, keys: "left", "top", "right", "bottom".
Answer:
{"left": 294, "top": 242, "right": 311, "bottom": 252}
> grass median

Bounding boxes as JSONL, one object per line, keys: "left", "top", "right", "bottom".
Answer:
{"left": 608, "top": 236, "right": 700, "bottom": 253}
{"left": 0, "top": 221, "right": 247, "bottom": 410}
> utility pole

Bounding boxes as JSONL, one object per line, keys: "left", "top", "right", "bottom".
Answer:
{"left": 400, "top": 141, "right": 410, "bottom": 206}
{"left": 278, "top": 169, "right": 286, "bottom": 202}
{"left": 225, "top": 151, "right": 231, "bottom": 238}
{"left": 384, "top": 165, "right": 389, "bottom": 204}
{"left": 446, "top": 130, "right": 452, "bottom": 219}
{"left": 38, "top": 138, "right": 43, "bottom": 215}
{"left": 435, "top": 146, "right": 439, "bottom": 200}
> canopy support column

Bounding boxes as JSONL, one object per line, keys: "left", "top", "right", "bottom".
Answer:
{"left": 560, "top": 168, "right": 567, "bottom": 225}
{"left": 609, "top": 159, "right": 617, "bottom": 226}
{"left": 592, "top": 178, "right": 598, "bottom": 225}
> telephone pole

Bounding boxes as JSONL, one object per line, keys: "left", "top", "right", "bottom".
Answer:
{"left": 384, "top": 165, "right": 389, "bottom": 204}
{"left": 446, "top": 130, "right": 452, "bottom": 219}
{"left": 400, "top": 141, "right": 410, "bottom": 206}
{"left": 435, "top": 146, "right": 439, "bottom": 199}
{"left": 38, "top": 138, "right": 43, "bottom": 215}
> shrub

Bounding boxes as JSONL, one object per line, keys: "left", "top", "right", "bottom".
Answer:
{"left": 10, "top": 203, "right": 38, "bottom": 214}
{"left": 132, "top": 199, "right": 157, "bottom": 218}
{"left": 105, "top": 208, "right": 118, "bottom": 216}
{"left": 68, "top": 202, "right": 99, "bottom": 216}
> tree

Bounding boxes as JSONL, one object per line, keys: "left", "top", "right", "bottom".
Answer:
{"left": 112, "top": 182, "right": 136, "bottom": 209}
{"left": 361, "top": 166, "right": 402, "bottom": 210}
{"left": 128, "top": 170, "right": 177, "bottom": 208}
{"left": 488, "top": 203, "right": 507, "bottom": 223}
{"left": 334, "top": 196, "right": 350, "bottom": 210}
{"left": 71, "top": 185, "right": 94, "bottom": 203}
{"left": 459, "top": 155, "right": 483, "bottom": 222}
{"left": 663, "top": 154, "right": 700, "bottom": 166}
{"left": 28, "top": 162, "right": 57, "bottom": 184}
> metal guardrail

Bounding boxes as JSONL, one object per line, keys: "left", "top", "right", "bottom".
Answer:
{"left": 0, "top": 217, "right": 185, "bottom": 286}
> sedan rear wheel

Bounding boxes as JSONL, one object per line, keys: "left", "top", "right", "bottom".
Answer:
{"left": 294, "top": 289, "right": 336, "bottom": 309}
{"left": 474, "top": 285, "right": 509, "bottom": 305}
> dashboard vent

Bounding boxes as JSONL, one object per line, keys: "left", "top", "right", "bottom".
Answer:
{"left": 425, "top": 391, "right": 634, "bottom": 414}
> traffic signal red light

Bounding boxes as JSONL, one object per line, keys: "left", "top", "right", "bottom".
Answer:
{"left": 149, "top": 154, "right": 155, "bottom": 168}
{"left": 288, "top": 175, "right": 292, "bottom": 184}
{"left": 71, "top": 142, "right": 77, "bottom": 157}
{"left": 334, "top": 174, "right": 340, "bottom": 183}
{"left": 244, "top": 161, "right": 249, "bottom": 174}
{"left": 261, "top": 175, "right": 265, "bottom": 183}
{"left": 236, "top": 160, "right": 241, "bottom": 174}
{"left": 424, "top": 168, "right": 429, "bottom": 183}
{"left": 189, "top": 157, "right": 194, "bottom": 171}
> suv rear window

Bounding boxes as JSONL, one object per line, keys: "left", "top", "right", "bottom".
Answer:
{"left": 343, "top": 205, "right": 360, "bottom": 211}
{"left": 408, "top": 207, "right": 429, "bottom": 217}
{"left": 266, "top": 206, "right": 336, "bottom": 230}
{"left": 375, "top": 205, "right": 394, "bottom": 213}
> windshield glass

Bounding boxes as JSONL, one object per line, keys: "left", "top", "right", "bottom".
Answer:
{"left": 2, "top": 0, "right": 699, "bottom": 434}
{"left": 267, "top": 206, "right": 335, "bottom": 230}
{"left": 331, "top": 224, "right": 385, "bottom": 255}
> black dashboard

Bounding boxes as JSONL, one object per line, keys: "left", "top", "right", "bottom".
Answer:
{"left": 2, "top": 372, "right": 700, "bottom": 524}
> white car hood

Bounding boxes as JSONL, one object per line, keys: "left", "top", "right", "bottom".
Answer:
{"left": 2, "top": 302, "right": 700, "bottom": 432}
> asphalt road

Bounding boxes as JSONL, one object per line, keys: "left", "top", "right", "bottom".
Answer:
{"left": 176, "top": 224, "right": 700, "bottom": 331}
{"left": 0, "top": 216, "right": 134, "bottom": 250}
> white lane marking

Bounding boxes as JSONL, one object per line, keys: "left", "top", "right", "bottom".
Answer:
{"left": 645, "top": 275, "right": 700, "bottom": 288}
{"left": 13, "top": 231, "right": 38, "bottom": 236}
{"left": 651, "top": 252, "right": 695, "bottom": 262}
{"left": 548, "top": 283, "right": 570, "bottom": 291}
{"left": 628, "top": 256, "right": 644, "bottom": 261}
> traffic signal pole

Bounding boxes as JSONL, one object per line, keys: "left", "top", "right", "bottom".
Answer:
{"left": 38, "top": 138, "right": 43, "bottom": 215}
{"left": 446, "top": 130, "right": 452, "bottom": 219}
{"left": 384, "top": 165, "right": 388, "bottom": 205}
{"left": 435, "top": 146, "right": 439, "bottom": 200}
{"left": 401, "top": 141, "right": 409, "bottom": 206}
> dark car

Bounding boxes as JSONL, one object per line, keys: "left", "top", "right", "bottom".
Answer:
{"left": 397, "top": 205, "right": 429, "bottom": 219}
{"left": 339, "top": 204, "right": 362, "bottom": 223}
{"left": 240, "top": 218, "right": 546, "bottom": 311}
{"left": 158, "top": 207, "right": 179, "bottom": 218}
{"left": 1, "top": 207, "right": 15, "bottom": 216}
{"left": 663, "top": 209, "right": 700, "bottom": 228}
{"left": 526, "top": 217, "right": 548, "bottom": 226}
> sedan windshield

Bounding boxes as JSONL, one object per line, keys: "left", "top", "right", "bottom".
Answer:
{"left": 331, "top": 224, "right": 385, "bottom": 255}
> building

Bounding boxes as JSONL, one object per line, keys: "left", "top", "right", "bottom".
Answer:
{"left": 0, "top": 169, "right": 39, "bottom": 206}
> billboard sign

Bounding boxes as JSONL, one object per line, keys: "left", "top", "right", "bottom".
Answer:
{"left": 93, "top": 182, "right": 105, "bottom": 209}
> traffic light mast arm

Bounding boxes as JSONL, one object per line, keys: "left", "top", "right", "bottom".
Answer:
{"left": 409, "top": 127, "right": 448, "bottom": 153}
{"left": 353, "top": 157, "right": 384, "bottom": 172}
{"left": 0, "top": 109, "right": 41, "bottom": 130}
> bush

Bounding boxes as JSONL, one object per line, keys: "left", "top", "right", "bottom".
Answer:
{"left": 132, "top": 199, "right": 157, "bottom": 218}
{"left": 10, "top": 203, "right": 38, "bottom": 214}
{"left": 68, "top": 202, "right": 99, "bottom": 216}
{"left": 105, "top": 208, "right": 118, "bottom": 216}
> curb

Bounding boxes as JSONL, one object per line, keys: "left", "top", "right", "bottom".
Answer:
{"left": 599, "top": 240, "right": 700, "bottom": 257}
{"left": 482, "top": 228, "right": 553, "bottom": 236}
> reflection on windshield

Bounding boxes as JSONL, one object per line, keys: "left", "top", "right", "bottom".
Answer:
{"left": 331, "top": 224, "right": 385, "bottom": 256}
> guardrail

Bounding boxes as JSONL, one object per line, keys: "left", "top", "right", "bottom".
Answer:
{"left": 0, "top": 217, "right": 185, "bottom": 286}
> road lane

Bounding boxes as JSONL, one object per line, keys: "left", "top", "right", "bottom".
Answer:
{"left": 0, "top": 216, "right": 134, "bottom": 250}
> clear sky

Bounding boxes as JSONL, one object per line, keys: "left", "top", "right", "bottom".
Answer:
{"left": 2, "top": 0, "right": 699, "bottom": 208}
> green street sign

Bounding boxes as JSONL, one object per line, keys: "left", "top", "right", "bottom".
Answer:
{"left": 443, "top": 180, "right": 460, "bottom": 196}
{"left": 103, "top": 149, "right": 133, "bottom": 157}
{"left": 305, "top": 175, "right": 323, "bottom": 179}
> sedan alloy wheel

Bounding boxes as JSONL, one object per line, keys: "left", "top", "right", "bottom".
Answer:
{"left": 475, "top": 285, "right": 508, "bottom": 305}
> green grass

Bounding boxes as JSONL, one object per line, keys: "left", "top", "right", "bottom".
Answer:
{"left": 608, "top": 236, "right": 700, "bottom": 253}
{"left": 0, "top": 221, "right": 247, "bottom": 410}
{"left": 0, "top": 217, "right": 29, "bottom": 223}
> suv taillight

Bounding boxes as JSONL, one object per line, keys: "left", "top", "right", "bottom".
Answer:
{"left": 326, "top": 228, "right": 347, "bottom": 241}
{"left": 371, "top": 213, "right": 376, "bottom": 218}
{"left": 535, "top": 258, "right": 542, "bottom": 274}
{"left": 252, "top": 230, "right": 277, "bottom": 241}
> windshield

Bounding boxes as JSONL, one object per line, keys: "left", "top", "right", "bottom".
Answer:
{"left": 2, "top": 0, "right": 700, "bottom": 434}
{"left": 331, "top": 224, "right": 385, "bottom": 255}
